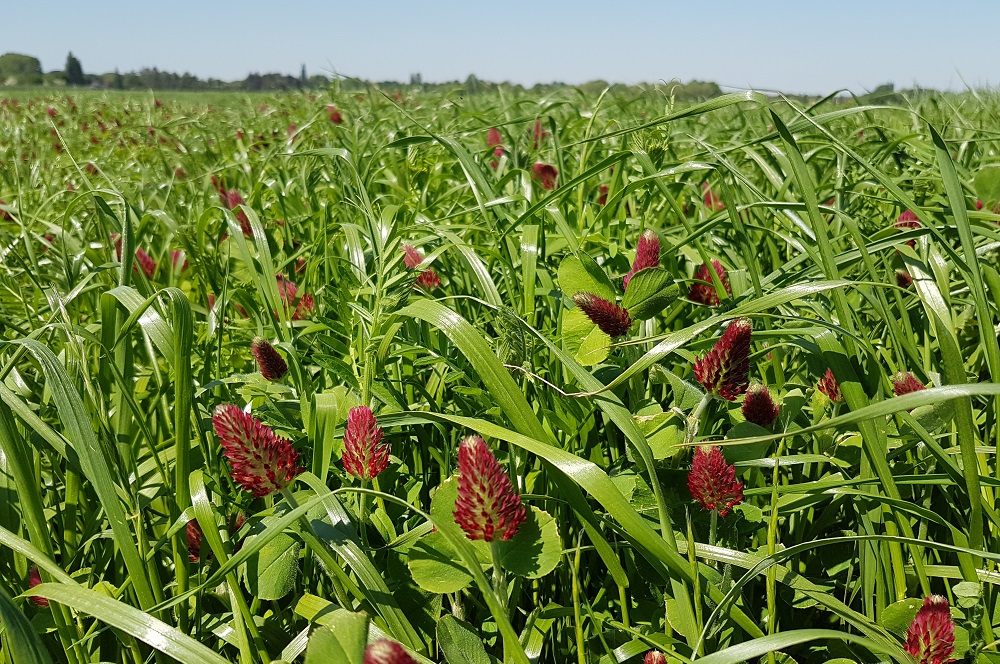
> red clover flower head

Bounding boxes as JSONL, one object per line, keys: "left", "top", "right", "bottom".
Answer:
{"left": 364, "top": 639, "right": 417, "bottom": 664}
{"left": 532, "top": 162, "right": 558, "bottom": 190}
{"left": 687, "top": 446, "right": 743, "bottom": 516}
{"left": 341, "top": 406, "right": 390, "bottom": 481}
{"left": 28, "top": 566, "right": 48, "bottom": 607}
{"left": 251, "top": 337, "right": 288, "bottom": 381}
{"left": 623, "top": 229, "right": 661, "bottom": 290}
{"left": 688, "top": 259, "right": 731, "bottom": 306}
{"left": 904, "top": 595, "right": 956, "bottom": 664}
{"left": 742, "top": 383, "right": 779, "bottom": 427}
{"left": 892, "top": 371, "right": 926, "bottom": 396}
{"left": 817, "top": 368, "right": 842, "bottom": 403}
{"left": 573, "top": 292, "right": 633, "bottom": 338}
{"left": 213, "top": 405, "right": 303, "bottom": 497}
{"left": 644, "top": 651, "right": 667, "bottom": 664}
{"left": 453, "top": 435, "right": 526, "bottom": 542}
{"left": 693, "top": 318, "right": 752, "bottom": 400}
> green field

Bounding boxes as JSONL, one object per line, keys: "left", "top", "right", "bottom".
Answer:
{"left": 2, "top": 86, "right": 999, "bottom": 663}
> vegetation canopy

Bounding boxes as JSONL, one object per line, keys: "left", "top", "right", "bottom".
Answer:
{"left": 1, "top": 83, "right": 999, "bottom": 663}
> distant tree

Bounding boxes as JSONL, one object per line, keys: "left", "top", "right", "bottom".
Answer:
{"left": 113, "top": 68, "right": 124, "bottom": 89}
{"left": 0, "top": 52, "right": 43, "bottom": 85}
{"left": 410, "top": 72, "right": 422, "bottom": 86}
{"left": 300, "top": 64, "right": 306, "bottom": 86}
{"left": 65, "top": 52, "right": 84, "bottom": 85}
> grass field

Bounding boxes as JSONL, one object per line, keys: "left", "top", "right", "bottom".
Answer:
{"left": 2, "top": 85, "right": 1000, "bottom": 663}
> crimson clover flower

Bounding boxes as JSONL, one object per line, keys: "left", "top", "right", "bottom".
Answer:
{"left": 742, "top": 383, "right": 779, "bottom": 427}
{"left": 623, "top": 229, "right": 661, "bottom": 290}
{"left": 28, "top": 566, "right": 48, "bottom": 607}
{"left": 693, "top": 317, "right": 752, "bottom": 400}
{"left": 896, "top": 269, "right": 913, "bottom": 288}
{"left": 402, "top": 243, "right": 441, "bottom": 290}
{"left": 817, "top": 368, "right": 842, "bottom": 403}
{"left": 892, "top": 371, "right": 926, "bottom": 396}
{"left": 453, "top": 436, "right": 526, "bottom": 542}
{"left": 327, "top": 105, "right": 343, "bottom": 124}
{"left": 364, "top": 639, "right": 417, "bottom": 664}
{"left": 688, "top": 259, "right": 731, "bottom": 306}
{"left": 644, "top": 651, "right": 667, "bottom": 664}
{"left": 532, "top": 162, "right": 558, "bottom": 190}
{"left": 135, "top": 247, "right": 156, "bottom": 278}
{"left": 904, "top": 595, "right": 956, "bottom": 664}
{"left": 573, "top": 292, "right": 633, "bottom": 338}
{"left": 341, "top": 406, "right": 391, "bottom": 481}
{"left": 186, "top": 520, "right": 204, "bottom": 562}
{"left": 251, "top": 337, "right": 288, "bottom": 381}
{"left": 702, "top": 182, "right": 724, "bottom": 211}
{"left": 213, "top": 405, "right": 303, "bottom": 497}
{"left": 687, "top": 446, "right": 743, "bottom": 516}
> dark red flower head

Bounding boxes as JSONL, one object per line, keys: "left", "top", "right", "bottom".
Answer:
{"left": 364, "top": 639, "right": 417, "bottom": 664}
{"left": 688, "top": 260, "right": 731, "bottom": 306}
{"left": 487, "top": 127, "right": 502, "bottom": 147}
{"left": 292, "top": 293, "right": 315, "bottom": 320}
{"left": 220, "top": 189, "right": 252, "bottom": 237}
{"left": 453, "top": 436, "right": 526, "bottom": 542}
{"left": 402, "top": 243, "right": 424, "bottom": 269}
{"left": 892, "top": 371, "right": 926, "bottom": 396}
{"left": 402, "top": 243, "right": 441, "bottom": 290}
{"left": 904, "top": 595, "right": 956, "bottom": 664}
{"left": 976, "top": 199, "right": 984, "bottom": 210}
{"left": 213, "top": 405, "right": 303, "bottom": 497}
{"left": 573, "top": 292, "right": 632, "bottom": 338}
{"left": 28, "top": 566, "right": 48, "bottom": 607}
{"left": 895, "top": 269, "right": 913, "bottom": 288}
{"left": 687, "top": 446, "right": 743, "bottom": 516}
{"left": 742, "top": 384, "right": 779, "bottom": 427}
{"left": 693, "top": 318, "right": 752, "bottom": 400}
{"left": 342, "top": 406, "right": 390, "bottom": 481}
{"left": 531, "top": 119, "right": 547, "bottom": 149}
{"left": 644, "top": 651, "right": 667, "bottom": 664}
{"left": 46, "top": 106, "right": 56, "bottom": 117}
{"left": 277, "top": 273, "right": 299, "bottom": 306}
{"left": 896, "top": 209, "right": 920, "bottom": 229}
{"left": 532, "top": 162, "right": 558, "bottom": 190}
{"left": 623, "top": 229, "right": 661, "bottom": 290}
{"left": 817, "top": 368, "right": 842, "bottom": 403}
{"left": 327, "top": 105, "right": 343, "bottom": 124}
{"left": 186, "top": 520, "right": 204, "bottom": 562}
{"left": 702, "top": 182, "right": 724, "bottom": 211}
{"left": 598, "top": 184, "right": 609, "bottom": 206}
{"left": 251, "top": 337, "right": 288, "bottom": 381}
{"left": 135, "top": 247, "right": 156, "bottom": 278}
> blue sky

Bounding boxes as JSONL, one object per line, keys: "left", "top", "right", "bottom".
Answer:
{"left": 7, "top": 1, "right": 999, "bottom": 93}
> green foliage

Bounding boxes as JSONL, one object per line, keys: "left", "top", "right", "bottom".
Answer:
{"left": 0, "top": 52, "right": 42, "bottom": 85}
{"left": 2, "top": 85, "right": 1000, "bottom": 664}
